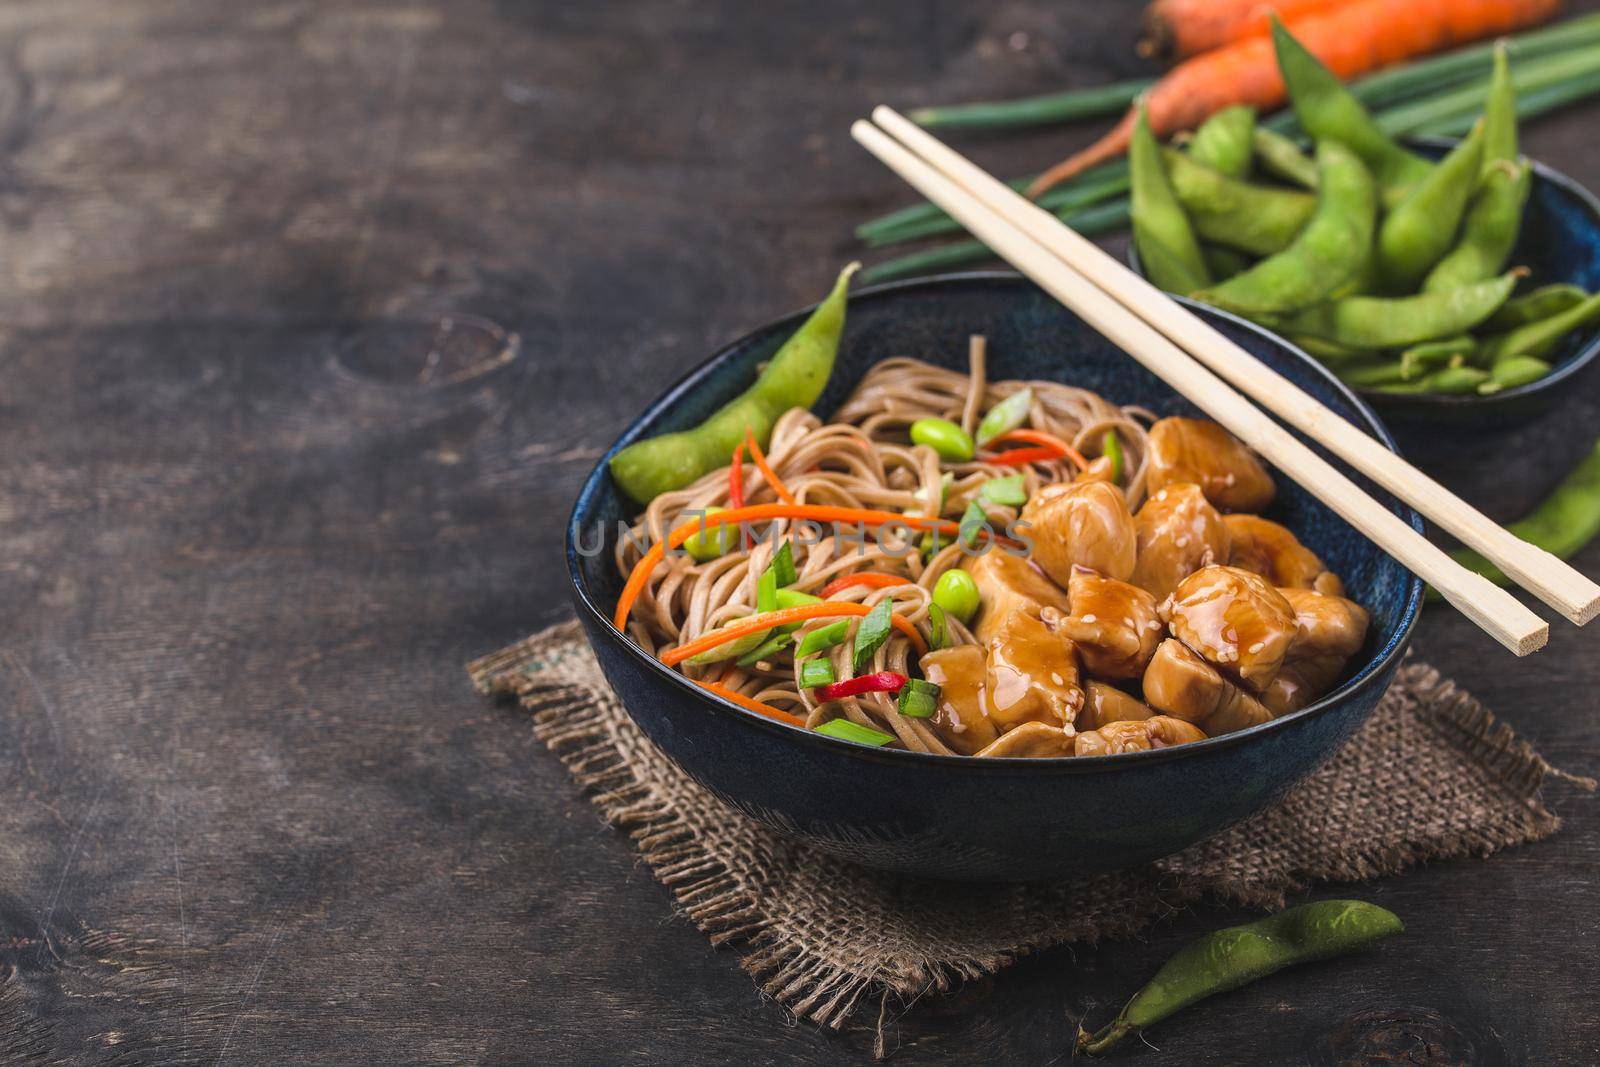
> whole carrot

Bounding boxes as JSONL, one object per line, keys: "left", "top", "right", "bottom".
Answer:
{"left": 1139, "top": 0, "right": 1349, "bottom": 63}
{"left": 1030, "top": 0, "right": 1562, "bottom": 197}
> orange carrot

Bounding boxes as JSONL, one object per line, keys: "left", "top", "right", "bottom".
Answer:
{"left": 1138, "top": 0, "right": 1350, "bottom": 63}
{"left": 819, "top": 571, "right": 915, "bottom": 598}
{"left": 1030, "top": 0, "right": 1563, "bottom": 196}
{"left": 695, "top": 679, "right": 808, "bottom": 728}
{"left": 663, "top": 602, "right": 927, "bottom": 667}
{"left": 745, "top": 428, "right": 797, "bottom": 506}
{"left": 612, "top": 504, "right": 963, "bottom": 632}
{"left": 985, "top": 429, "right": 1090, "bottom": 469}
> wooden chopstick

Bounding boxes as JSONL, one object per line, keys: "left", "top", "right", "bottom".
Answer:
{"left": 850, "top": 117, "right": 1549, "bottom": 656}
{"left": 867, "top": 105, "right": 1600, "bottom": 629}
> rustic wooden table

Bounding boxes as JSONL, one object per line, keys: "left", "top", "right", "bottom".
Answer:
{"left": 4, "top": 1, "right": 1598, "bottom": 1062}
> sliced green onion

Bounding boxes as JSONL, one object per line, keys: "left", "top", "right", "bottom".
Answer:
{"left": 757, "top": 567, "right": 778, "bottom": 614}
{"left": 927, "top": 602, "right": 949, "bottom": 651}
{"left": 852, "top": 598, "right": 894, "bottom": 674}
{"left": 958, "top": 500, "right": 989, "bottom": 549}
{"left": 897, "top": 678, "right": 941, "bottom": 718}
{"left": 976, "top": 387, "right": 1033, "bottom": 445}
{"left": 796, "top": 619, "right": 851, "bottom": 656}
{"left": 978, "top": 474, "right": 1026, "bottom": 507}
{"left": 767, "top": 540, "right": 797, "bottom": 587}
{"left": 814, "top": 718, "right": 895, "bottom": 747}
{"left": 735, "top": 631, "right": 793, "bottom": 668}
{"left": 686, "top": 628, "right": 770, "bottom": 665}
{"left": 1102, "top": 430, "right": 1124, "bottom": 486}
{"left": 799, "top": 657, "right": 837, "bottom": 688}
{"left": 775, "top": 588, "right": 822, "bottom": 610}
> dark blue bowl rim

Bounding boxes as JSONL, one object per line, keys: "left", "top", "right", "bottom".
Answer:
{"left": 565, "top": 271, "right": 1425, "bottom": 772}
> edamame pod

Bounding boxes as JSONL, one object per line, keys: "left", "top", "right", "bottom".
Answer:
{"left": 609, "top": 263, "right": 858, "bottom": 503}
{"left": 1421, "top": 160, "right": 1530, "bottom": 293}
{"left": 1375, "top": 123, "right": 1484, "bottom": 292}
{"left": 1252, "top": 128, "right": 1318, "bottom": 189}
{"left": 1203, "top": 244, "right": 1252, "bottom": 282}
{"left": 1477, "top": 291, "right": 1600, "bottom": 363}
{"left": 1193, "top": 140, "right": 1375, "bottom": 317}
{"left": 1480, "top": 355, "right": 1552, "bottom": 393}
{"left": 1278, "top": 271, "right": 1519, "bottom": 350}
{"left": 1131, "top": 104, "right": 1210, "bottom": 293}
{"left": 1077, "top": 900, "right": 1403, "bottom": 1056}
{"left": 1483, "top": 284, "right": 1589, "bottom": 331}
{"left": 1450, "top": 438, "right": 1600, "bottom": 586}
{"left": 1481, "top": 42, "right": 1518, "bottom": 175}
{"left": 1188, "top": 105, "right": 1255, "bottom": 179}
{"left": 1425, "top": 365, "right": 1491, "bottom": 394}
{"left": 1272, "top": 18, "right": 1432, "bottom": 208}
{"left": 1289, "top": 333, "right": 1371, "bottom": 363}
{"left": 1400, "top": 336, "right": 1474, "bottom": 380}
{"left": 1336, "top": 360, "right": 1408, "bottom": 388}
{"left": 1164, "top": 149, "right": 1316, "bottom": 257}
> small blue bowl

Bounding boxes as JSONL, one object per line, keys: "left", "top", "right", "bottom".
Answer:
{"left": 566, "top": 274, "right": 1423, "bottom": 882}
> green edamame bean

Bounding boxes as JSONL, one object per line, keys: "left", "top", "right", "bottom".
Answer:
{"left": 1421, "top": 161, "right": 1530, "bottom": 293}
{"left": 1164, "top": 149, "right": 1316, "bottom": 257}
{"left": 1481, "top": 42, "right": 1518, "bottom": 174}
{"left": 1400, "top": 335, "right": 1475, "bottom": 379}
{"left": 1477, "top": 291, "right": 1600, "bottom": 363}
{"left": 1193, "top": 140, "right": 1375, "bottom": 317}
{"left": 1077, "top": 900, "right": 1402, "bottom": 1056}
{"left": 1479, "top": 355, "right": 1552, "bottom": 394}
{"left": 1272, "top": 18, "right": 1432, "bottom": 208}
{"left": 1375, "top": 123, "right": 1484, "bottom": 292}
{"left": 909, "top": 417, "right": 975, "bottom": 462}
{"left": 609, "top": 263, "right": 858, "bottom": 504}
{"left": 1425, "top": 365, "right": 1490, "bottom": 394}
{"left": 1188, "top": 105, "right": 1255, "bottom": 179}
{"left": 682, "top": 506, "right": 739, "bottom": 562}
{"left": 931, "top": 569, "right": 980, "bottom": 623}
{"left": 1131, "top": 105, "right": 1211, "bottom": 293}
{"left": 1278, "top": 271, "right": 1519, "bottom": 350}
{"left": 1483, "top": 283, "right": 1589, "bottom": 331}
{"left": 1450, "top": 438, "right": 1600, "bottom": 586}
{"left": 1336, "top": 360, "right": 1408, "bottom": 388}
{"left": 1252, "top": 127, "right": 1318, "bottom": 189}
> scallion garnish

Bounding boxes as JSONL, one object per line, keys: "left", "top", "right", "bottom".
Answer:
{"left": 814, "top": 719, "right": 895, "bottom": 747}
{"left": 1103, "top": 430, "right": 1124, "bottom": 485}
{"left": 852, "top": 598, "right": 894, "bottom": 674}
{"left": 796, "top": 619, "right": 851, "bottom": 656}
{"left": 757, "top": 567, "right": 778, "bottom": 613}
{"left": 768, "top": 540, "right": 797, "bottom": 587}
{"left": 799, "top": 657, "right": 837, "bottom": 688}
{"left": 976, "top": 387, "right": 1032, "bottom": 446}
{"left": 927, "top": 602, "right": 949, "bottom": 651}
{"left": 735, "top": 631, "right": 792, "bottom": 668}
{"left": 897, "top": 678, "right": 941, "bottom": 718}
{"left": 958, "top": 500, "right": 989, "bottom": 549}
{"left": 978, "top": 474, "right": 1026, "bottom": 507}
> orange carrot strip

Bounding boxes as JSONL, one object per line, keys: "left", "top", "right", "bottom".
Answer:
{"left": 746, "top": 428, "right": 797, "bottom": 506}
{"left": 819, "top": 572, "right": 915, "bottom": 598}
{"left": 612, "top": 504, "right": 962, "bottom": 631}
{"left": 1030, "top": 0, "right": 1562, "bottom": 195}
{"left": 985, "top": 429, "right": 1090, "bottom": 469}
{"left": 662, "top": 602, "right": 926, "bottom": 667}
{"left": 695, "top": 680, "right": 807, "bottom": 728}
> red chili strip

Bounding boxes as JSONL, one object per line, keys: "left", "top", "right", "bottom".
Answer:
{"left": 815, "top": 671, "right": 909, "bottom": 702}
{"left": 728, "top": 442, "right": 746, "bottom": 509}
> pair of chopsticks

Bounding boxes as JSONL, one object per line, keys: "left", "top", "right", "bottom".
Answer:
{"left": 851, "top": 107, "right": 1600, "bottom": 655}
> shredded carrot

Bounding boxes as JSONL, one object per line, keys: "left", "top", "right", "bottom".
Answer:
{"left": 728, "top": 442, "right": 746, "bottom": 509}
{"left": 1138, "top": 0, "right": 1345, "bottom": 63}
{"left": 984, "top": 429, "right": 1089, "bottom": 469}
{"left": 695, "top": 679, "right": 807, "bottom": 728}
{"left": 1029, "top": 0, "right": 1562, "bottom": 195}
{"left": 662, "top": 602, "right": 927, "bottom": 667}
{"left": 745, "top": 428, "right": 797, "bottom": 506}
{"left": 819, "top": 571, "right": 915, "bottom": 598}
{"left": 612, "top": 504, "right": 963, "bottom": 632}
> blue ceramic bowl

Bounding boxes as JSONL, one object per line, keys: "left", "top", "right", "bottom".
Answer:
{"left": 566, "top": 274, "right": 1423, "bottom": 882}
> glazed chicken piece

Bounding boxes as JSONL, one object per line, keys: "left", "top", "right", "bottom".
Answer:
{"left": 1078, "top": 681, "right": 1155, "bottom": 731}
{"left": 975, "top": 721, "right": 1077, "bottom": 758}
{"left": 1225, "top": 514, "right": 1345, "bottom": 596}
{"left": 919, "top": 645, "right": 1000, "bottom": 756}
{"left": 1021, "top": 480, "right": 1137, "bottom": 585}
{"left": 1129, "top": 482, "right": 1231, "bottom": 601}
{"left": 965, "top": 550, "right": 1071, "bottom": 646}
{"left": 1074, "top": 716, "right": 1207, "bottom": 756}
{"left": 1146, "top": 417, "right": 1276, "bottom": 513}
{"left": 984, "top": 608, "right": 1085, "bottom": 731}
{"left": 1262, "top": 587, "right": 1371, "bottom": 715}
{"left": 1141, "top": 638, "right": 1274, "bottom": 735}
{"left": 1164, "top": 565, "right": 1298, "bottom": 694}
{"left": 1048, "top": 565, "right": 1163, "bottom": 680}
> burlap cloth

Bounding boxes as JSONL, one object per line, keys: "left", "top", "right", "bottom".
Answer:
{"left": 469, "top": 619, "right": 1591, "bottom": 1032}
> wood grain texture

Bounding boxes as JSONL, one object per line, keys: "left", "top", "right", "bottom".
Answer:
{"left": 0, "top": 0, "right": 1597, "bottom": 1063}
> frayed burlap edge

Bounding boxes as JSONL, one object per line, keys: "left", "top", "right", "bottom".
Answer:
{"left": 469, "top": 619, "right": 1592, "bottom": 1031}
